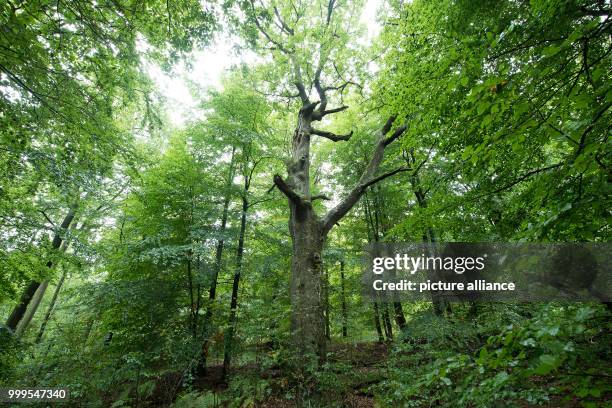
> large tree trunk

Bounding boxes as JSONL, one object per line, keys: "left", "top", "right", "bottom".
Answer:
{"left": 250, "top": 0, "right": 408, "bottom": 375}
{"left": 289, "top": 203, "right": 327, "bottom": 364}
{"left": 196, "top": 146, "right": 236, "bottom": 375}
{"left": 271, "top": 94, "right": 406, "bottom": 370}
{"left": 6, "top": 205, "right": 77, "bottom": 332}
{"left": 275, "top": 106, "right": 328, "bottom": 364}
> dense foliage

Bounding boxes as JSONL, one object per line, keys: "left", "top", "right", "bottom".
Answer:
{"left": 1, "top": 0, "right": 610, "bottom": 407}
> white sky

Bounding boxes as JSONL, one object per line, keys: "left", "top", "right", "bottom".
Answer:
{"left": 147, "top": 0, "right": 383, "bottom": 126}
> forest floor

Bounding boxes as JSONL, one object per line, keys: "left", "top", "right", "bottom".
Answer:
{"left": 163, "top": 339, "right": 607, "bottom": 407}
{"left": 191, "top": 342, "right": 389, "bottom": 408}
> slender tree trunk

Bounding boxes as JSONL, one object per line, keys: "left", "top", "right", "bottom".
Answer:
{"left": 323, "top": 265, "right": 331, "bottom": 341}
{"left": 374, "top": 186, "right": 407, "bottom": 331}
{"left": 15, "top": 280, "right": 48, "bottom": 336}
{"left": 35, "top": 269, "right": 67, "bottom": 343}
{"left": 35, "top": 218, "right": 86, "bottom": 343}
{"left": 367, "top": 189, "right": 407, "bottom": 333}
{"left": 407, "top": 158, "right": 451, "bottom": 317}
{"left": 393, "top": 302, "right": 407, "bottom": 331}
{"left": 373, "top": 300, "right": 384, "bottom": 343}
{"left": 222, "top": 194, "right": 248, "bottom": 379}
{"left": 196, "top": 147, "right": 236, "bottom": 375}
{"left": 187, "top": 257, "right": 196, "bottom": 337}
{"left": 6, "top": 205, "right": 77, "bottom": 332}
{"left": 381, "top": 301, "right": 393, "bottom": 341}
{"left": 339, "top": 261, "right": 347, "bottom": 338}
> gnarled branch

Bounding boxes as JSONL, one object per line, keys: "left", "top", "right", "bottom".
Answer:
{"left": 311, "top": 194, "right": 330, "bottom": 201}
{"left": 311, "top": 128, "right": 353, "bottom": 142}
{"left": 273, "top": 174, "right": 302, "bottom": 204}
{"left": 312, "top": 105, "right": 349, "bottom": 121}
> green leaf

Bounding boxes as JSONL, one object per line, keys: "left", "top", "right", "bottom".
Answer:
{"left": 542, "top": 45, "right": 561, "bottom": 57}
{"left": 534, "top": 354, "right": 560, "bottom": 375}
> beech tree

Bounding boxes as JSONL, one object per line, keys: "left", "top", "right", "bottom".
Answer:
{"left": 243, "top": 0, "right": 408, "bottom": 364}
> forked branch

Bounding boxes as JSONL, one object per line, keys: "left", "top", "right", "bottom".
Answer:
{"left": 273, "top": 174, "right": 302, "bottom": 203}
{"left": 322, "top": 116, "right": 408, "bottom": 233}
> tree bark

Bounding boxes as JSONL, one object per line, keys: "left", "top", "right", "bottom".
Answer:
{"left": 6, "top": 205, "right": 77, "bottom": 332}
{"left": 283, "top": 105, "right": 327, "bottom": 366}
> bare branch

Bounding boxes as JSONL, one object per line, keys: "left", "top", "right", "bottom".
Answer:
{"left": 490, "top": 163, "right": 563, "bottom": 194}
{"left": 311, "top": 194, "right": 330, "bottom": 201}
{"left": 322, "top": 105, "right": 348, "bottom": 116}
{"left": 39, "top": 210, "right": 56, "bottom": 228}
{"left": 273, "top": 6, "right": 294, "bottom": 35}
{"left": 311, "top": 128, "right": 353, "bottom": 142}
{"left": 361, "top": 166, "right": 410, "bottom": 189}
{"left": 248, "top": 196, "right": 276, "bottom": 208}
{"left": 326, "top": 0, "right": 337, "bottom": 26}
{"left": 313, "top": 76, "right": 327, "bottom": 112}
{"left": 273, "top": 174, "right": 302, "bottom": 204}
{"left": 574, "top": 101, "right": 611, "bottom": 158}
{"left": 384, "top": 124, "right": 407, "bottom": 145}
{"left": 381, "top": 115, "right": 397, "bottom": 135}
{"left": 292, "top": 56, "right": 309, "bottom": 103}
{"left": 249, "top": 0, "right": 292, "bottom": 54}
